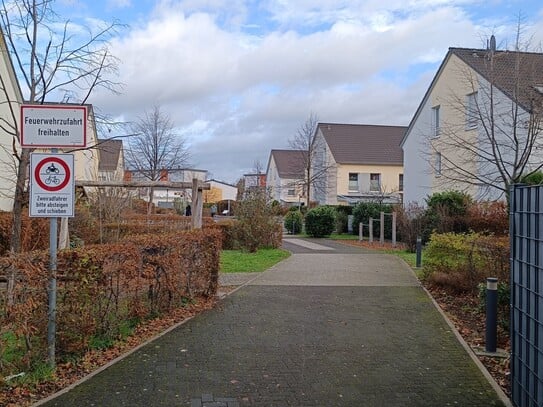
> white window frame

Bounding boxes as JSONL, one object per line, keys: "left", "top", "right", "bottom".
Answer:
{"left": 348, "top": 173, "right": 359, "bottom": 192}
{"left": 466, "top": 92, "right": 478, "bottom": 129}
{"left": 431, "top": 105, "right": 440, "bottom": 137}
{"left": 370, "top": 173, "right": 381, "bottom": 192}
{"left": 435, "top": 152, "right": 442, "bottom": 177}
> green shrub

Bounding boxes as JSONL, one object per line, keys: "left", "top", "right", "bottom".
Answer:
{"left": 284, "top": 210, "right": 303, "bottom": 234}
{"left": 335, "top": 210, "right": 348, "bottom": 234}
{"left": 352, "top": 202, "right": 393, "bottom": 238}
{"left": 304, "top": 206, "right": 336, "bottom": 237}
{"left": 422, "top": 191, "right": 472, "bottom": 240}
{"left": 423, "top": 232, "right": 509, "bottom": 292}
{"left": 520, "top": 171, "right": 543, "bottom": 185}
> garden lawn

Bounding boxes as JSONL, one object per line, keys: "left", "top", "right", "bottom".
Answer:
{"left": 220, "top": 248, "right": 290, "bottom": 273}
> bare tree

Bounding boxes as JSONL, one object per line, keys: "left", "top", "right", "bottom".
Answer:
{"left": 125, "top": 105, "right": 190, "bottom": 213}
{"left": 424, "top": 34, "right": 543, "bottom": 201}
{"left": 252, "top": 159, "right": 264, "bottom": 175}
{"left": 288, "top": 113, "right": 333, "bottom": 205}
{"left": 0, "top": 0, "right": 122, "bottom": 254}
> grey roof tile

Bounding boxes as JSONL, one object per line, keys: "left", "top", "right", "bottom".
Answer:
{"left": 317, "top": 123, "right": 405, "bottom": 165}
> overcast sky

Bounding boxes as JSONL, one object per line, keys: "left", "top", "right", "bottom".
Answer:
{"left": 53, "top": 0, "right": 543, "bottom": 184}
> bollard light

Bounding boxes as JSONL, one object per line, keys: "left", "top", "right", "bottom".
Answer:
{"left": 485, "top": 277, "right": 498, "bottom": 353}
{"left": 415, "top": 237, "right": 422, "bottom": 268}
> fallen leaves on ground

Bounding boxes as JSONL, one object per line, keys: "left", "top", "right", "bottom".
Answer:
{"left": 0, "top": 297, "right": 216, "bottom": 407}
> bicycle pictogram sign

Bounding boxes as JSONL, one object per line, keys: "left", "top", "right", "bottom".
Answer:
{"left": 34, "top": 156, "right": 71, "bottom": 192}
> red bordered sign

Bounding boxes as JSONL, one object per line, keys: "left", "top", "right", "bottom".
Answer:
{"left": 21, "top": 105, "right": 87, "bottom": 148}
{"left": 34, "top": 156, "right": 71, "bottom": 192}
{"left": 30, "top": 153, "right": 75, "bottom": 217}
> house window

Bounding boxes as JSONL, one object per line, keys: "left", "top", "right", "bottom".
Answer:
{"left": 431, "top": 105, "right": 440, "bottom": 137}
{"left": 348, "top": 173, "right": 359, "bottom": 191}
{"left": 466, "top": 92, "right": 478, "bottom": 129}
{"left": 399, "top": 174, "right": 404, "bottom": 192}
{"left": 435, "top": 152, "right": 442, "bottom": 176}
{"left": 370, "top": 173, "right": 381, "bottom": 192}
{"left": 287, "top": 189, "right": 296, "bottom": 196}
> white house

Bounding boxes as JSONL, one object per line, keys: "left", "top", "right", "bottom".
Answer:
{"left": 126, "top": 167, "right": 208, "bottom": 208}
{"left": 0, "top": 27, "right": 23, "bottom": 211}
{"left": 401, "top": 41, "right": 543, "bottom": 205}
{"left": 266, "top": 149, "right": 306, "bottom": 206}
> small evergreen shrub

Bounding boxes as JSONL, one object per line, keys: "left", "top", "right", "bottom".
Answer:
{"left": 520, "top": 171, "right": 543, "bottom": 185}
{"left": 304, "top": 206, "right": 336, "bottom": 237}
{"left": 284, "top": 210, "right": 303, "bottom": 234}
{"left": 335, "top": 210, "right": 348, "bottom": 234}
{"left": 352, "top": 202, "right": 393, "bottom": 238}
{"left": 422, "top": 190, "right": 472, "bottom": 239}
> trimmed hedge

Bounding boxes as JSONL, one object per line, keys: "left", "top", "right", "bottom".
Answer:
{"left": 304, "top": 206, "right": 336, "bottom": 237}
{"left": 0, "top": 212, "right": 49, "bottom": 255}
{"left": 0, "top": 228, "right": 221, "bottom": 374}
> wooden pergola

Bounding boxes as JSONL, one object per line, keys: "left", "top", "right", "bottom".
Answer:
{"left": 75, "top": 178, "right": 210, "bottom": 229}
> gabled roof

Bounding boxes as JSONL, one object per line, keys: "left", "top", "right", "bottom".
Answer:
{"left": 401, "top": 45, "right": 543, "bottom": 147}
{"left": 0, "top": 26, "right": 23, "bottom": 103}
{"left": 206, "top": 179, "right": 237, "bottom": 188}
{"left": 269, "top": 149, "right": 306, "bottom": 179}
{"left": 317, "top": 123, "right": 405, "bottom": 166}
{"left": 97, "top": 138, "right": 122, "bottom": 171}
{"left": 451, "top": 47, "right": 543, "bottom": 112}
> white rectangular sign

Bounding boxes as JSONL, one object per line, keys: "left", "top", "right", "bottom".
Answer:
{"left": 29, "top": 153, "right": 75, "bottom": 217}
{"left": 21, "top": 105, "right": 87, "bottom": 147}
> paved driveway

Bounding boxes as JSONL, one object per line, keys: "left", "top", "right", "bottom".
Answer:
{"left": 39, "top": 237, "right": 509, "bottom": 407}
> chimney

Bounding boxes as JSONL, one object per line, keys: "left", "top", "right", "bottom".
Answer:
{"left": 489, "top": 35, "right": 496, "bottom": 52}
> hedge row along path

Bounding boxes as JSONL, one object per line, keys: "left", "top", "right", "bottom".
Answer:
{"left": 39, "top": 236, "right": 509, "bottom": 407}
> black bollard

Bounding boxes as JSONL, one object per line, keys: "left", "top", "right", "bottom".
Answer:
{"left": 485, "top": 277, "right": 498, "bottom": 353}
{"left": 415, "top": 237, "right": 422, "bottom": 268}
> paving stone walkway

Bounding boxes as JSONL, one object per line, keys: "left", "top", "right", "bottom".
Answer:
{"left": 39, "top": 238, "right": 510, "bottom": 407}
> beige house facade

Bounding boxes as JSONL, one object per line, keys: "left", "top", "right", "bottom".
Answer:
{"left": 0, "top": 28, "right": 23, "bottom": 211}
{"left": 402, "top": 43, "right": 543, "bottom": 205}
{"left": 312, "top": 123, "right": 405, "bottom": 206}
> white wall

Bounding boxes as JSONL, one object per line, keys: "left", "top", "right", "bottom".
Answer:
{"left": 402, "top": 97, "right": 432, "bottom": 206}
{"left": 0, "top": 36, "right": 21, "bottom": 211}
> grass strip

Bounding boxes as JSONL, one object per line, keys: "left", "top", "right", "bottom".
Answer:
{"left": 220, "top": 248, "right": 290, "bottom": 273}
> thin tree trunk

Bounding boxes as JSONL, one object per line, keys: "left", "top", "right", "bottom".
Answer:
{"left": 7, "top": 149, "right": 29, "bottom": 305}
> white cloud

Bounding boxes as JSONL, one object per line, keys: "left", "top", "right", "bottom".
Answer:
{"left": 86, "top": 0, "right": 542, "bottom": 182}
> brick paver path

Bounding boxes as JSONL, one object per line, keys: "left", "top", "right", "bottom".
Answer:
{"left": 40, "top": 238, "right": 508, "bottom": 406}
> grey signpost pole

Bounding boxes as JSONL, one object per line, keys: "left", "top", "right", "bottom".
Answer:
{"left": 47, "top": 148, "right": 58, "bottom": 368}
{"left": 22, "top": 104, "right": 85, "bottom": 369}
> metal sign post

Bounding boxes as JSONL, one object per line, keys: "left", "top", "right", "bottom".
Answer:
{"left": 22, "top": 104, "right": 85, "bottom": 368}
{"left": 29, "top": 152, "right": 74, "bottom": 367}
